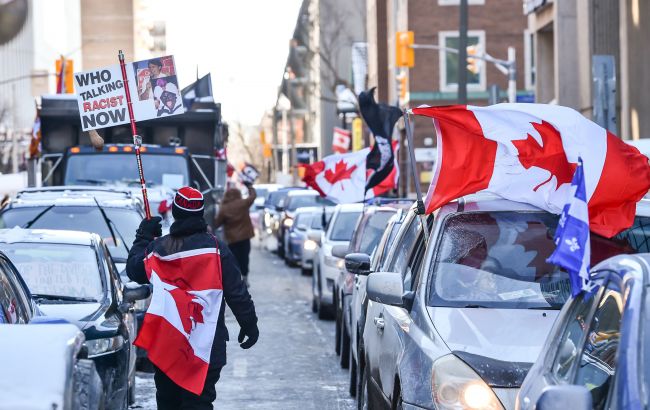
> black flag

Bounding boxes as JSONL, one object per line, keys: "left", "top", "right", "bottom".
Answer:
{"left": 181, "top": 73, "right": 213, "bottom": 110}
{"left": 358, "top": 87, "right": 402, "bottom": 192}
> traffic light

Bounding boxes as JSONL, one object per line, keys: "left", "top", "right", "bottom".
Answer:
{"left": 395, "top": 31, "right": 414, "bottom": 68}
{"left": 466, "top": 45, "right": 481, "bottom": 75}
{"left": 396, "top": 71, "right": 408, "bottom": 101}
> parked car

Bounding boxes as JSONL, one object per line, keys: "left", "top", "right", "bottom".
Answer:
{"left": 347, "top": 205, "right": 412, "bottom": 397}
{"left": 284, "top": 207, "right": 317, "bottom": 267}
{"left": 312, "top": 203, "right": 363, "bottom": 319}
{"left": 301, "top": 207, "right": 334, "bottom": 276}
{"left": 250, "top": 183, "right": 283, "bottom": 237}
{"left": 358, "top": 195, "right": 650, "bottom": 410}
{"left": 262, "top": 187, "right": 299, "bottom": 250}
{"left": 278, "top": 189, "right": 335, "bottom": 259}
{"left": 517, "top": 253, "right": 650, "bottom": 410}
{"left": 0, "top": 229, "right": 150, "bottom": 409}
{"left": 335, "top": 204, "right": 401, "bottom": 370}
{"left": 0, "top": 250, "right": 104, "bottom": 410}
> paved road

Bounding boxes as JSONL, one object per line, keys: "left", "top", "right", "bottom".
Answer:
{"left": 132, "top": 243, "right": 355, "bottom": 410}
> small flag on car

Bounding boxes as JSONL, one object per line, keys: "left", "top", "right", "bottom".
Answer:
{"left": 546, "top": 158, "right": 597, "bottom": 296}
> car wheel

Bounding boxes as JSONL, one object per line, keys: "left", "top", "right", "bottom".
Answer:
{"left": 334, "top": 296, "right": 341, "bottom": 355}
{"left": 301, "top": 267, "right": 311, "bottom": 276}
{"left": 340, "top": 322, "right": 350, "bottom": 369}
{"left": 349, "top": 350, "right": 357, "bottom": 397}
{"left": 358, "top": 365, "right": 369, "bottom": 410}
{"left": 74, "top": 359, "right": 103, "bottom": 410}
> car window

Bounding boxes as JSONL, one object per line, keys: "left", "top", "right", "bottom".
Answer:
{"left": 0, "top": 259, "right": 29, "bottom": 323}
{"left": 386, "top": 214, "right": 421, "bottom": 275}
{"left": 574, "top": 286, "right": 623, "bottom": 409}
{"left": 287, "top": 195, "right": 335, "bottom": 211}
{"left": 328, "top": 211, "right": 361, "bottom": 241}
{"left": 552, "top": 292, "right": 601, "bottom": 381}
{"left": 356, "top": 211, "right": 395, "bottom": 255}
{"left": 295, "top": 213, "right": 313, "bottom": 229}
{"left": 0, "top": 206, "right": 141, "bottom": 261}
{"left": 2, "top": 243, "right": 104, "bottom": 301}
{"left": 404, "top": 231, "right": 428, "bottom": 292}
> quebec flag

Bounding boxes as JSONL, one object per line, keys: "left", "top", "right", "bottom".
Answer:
{"left": 547, "top": 157, "right": 596, "bottom": 297}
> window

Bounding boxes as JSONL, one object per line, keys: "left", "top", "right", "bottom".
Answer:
{"left": 328, "top": 211, "right": 362, "bottom": 241}
{"left": 439, "top": 30, "right": 486, "bottom": 92}
{"left": 0, "top": 259, "right": 29, "bottom": 324}
{"left": 386, "top": 215, "right": 422, "bottom": 276}
{"left": 524, "top": 30, "right": 536, "bottom": 91}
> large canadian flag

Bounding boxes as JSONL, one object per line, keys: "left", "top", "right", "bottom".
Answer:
{"left": 300, "top": 142, "right": 398, "bottom": 203}
{"left": 412, "top": 104, "right": 650, "bottom": 238}
{"left": 135, "top": 247, "right": 223, "bottom": 394}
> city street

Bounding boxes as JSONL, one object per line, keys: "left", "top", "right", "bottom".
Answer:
{"left": 133, "top": 243, "right": 355, "bottom": 410}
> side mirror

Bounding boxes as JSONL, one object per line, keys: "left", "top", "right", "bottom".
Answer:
{"left": 331, "top": 244, "right": 349, "bottom": 259}
{"left": 367, "top": 271, "right": 404, "bottom": 307}
{"left": 297, "top": 224, "right": 309, "bottom": 231}
{"left": 307, "top": 230, "right": 322, "bottom": 244}
{"left": 536, "top": 385, "right": 592, "bottom": 410}
{"left": 345, "top": 253, "right": 371, "bottom": 276}
{"left": 123, "top": 284, "right": 151, "bottom": 303}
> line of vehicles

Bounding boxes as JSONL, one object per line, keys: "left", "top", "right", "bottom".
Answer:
{"left": 254, "top": 185, "right": 650, "bottom": 410}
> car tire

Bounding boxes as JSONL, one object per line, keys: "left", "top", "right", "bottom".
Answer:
{"left": 358, "top": 365, "right": 369, "bottom": 410}
{"left": 349, "top": 349, "right": 357, "bottom": 397}
{"left": 334, "top": 296, "right": 341, "bottom": 355}
{"left": 73, "top": 359, "right": 103, "bottom": 410}
{"left": 340, "top": 322, "right": 350, "bottom": 369}
{"left": 301, "top": 267, "right": 311, "bottom": 276}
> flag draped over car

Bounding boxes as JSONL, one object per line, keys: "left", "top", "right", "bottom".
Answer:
{"left": 135, "top": 247, "right": 223, "bottom": 394}
{"left": 546, "top": 158, "right": 596, "bottom": 296}
{"left": 411, "top": 103, "right": 650, "bottom": 238}
{"left": 300, "top": 142, "right": 398, "bottom": 203}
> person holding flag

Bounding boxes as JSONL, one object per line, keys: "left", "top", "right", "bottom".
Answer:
{"left": 126, "top": 187, "right": 259, "bottom": 410}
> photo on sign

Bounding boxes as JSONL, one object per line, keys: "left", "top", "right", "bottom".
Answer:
{"left": 152, "top": 75, "right": 182, "bottom": 116}
{"left": 132, "top": 55, "right": 176, "bottom": 101}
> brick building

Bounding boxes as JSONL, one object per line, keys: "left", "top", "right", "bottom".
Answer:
{"left": 367, "top": 0, "right": 530, "bottom": 195}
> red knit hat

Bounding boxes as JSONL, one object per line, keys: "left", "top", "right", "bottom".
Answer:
{"left": 172, "top": 187, "right": 204, "bottom": 219}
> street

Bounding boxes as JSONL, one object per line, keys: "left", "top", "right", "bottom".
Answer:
{"left": 133, "top": 243, "right": 355, "bottom": 410}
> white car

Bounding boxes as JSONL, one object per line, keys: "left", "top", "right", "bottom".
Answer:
{"left": 312, "top": 203, "right": 362, "bottom": 319}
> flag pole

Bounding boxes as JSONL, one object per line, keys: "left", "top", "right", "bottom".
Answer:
{"left": 118, "top": 50, "right": 152, "bottom": 219}
{"left": 403, "top": 112, "right": 430, "bottom": 243}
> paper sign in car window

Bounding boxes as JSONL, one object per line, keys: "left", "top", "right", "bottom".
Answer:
{"left": 16, "top": 262, "right": 102, "bottom": 300}
{"left": 162, "top": 173, "right": 184, "bottom": 189}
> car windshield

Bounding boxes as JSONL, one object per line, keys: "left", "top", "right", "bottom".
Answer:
{"left": 295, "top": 212, "right": 313, "bottom": 229}
{"left": 429, "top": 212, "right": 650, "bottom": 309}
{"left": 287, "top": 195, "right": 335, "bottom": 211}
{"left": 1, "top": 243, "right": 103, "bottom": 301}
{"left": 266, "top": 191, "right": 289, "bottom": 208}
{"left": 329, "top": 211, "right": 361, "bottom": 241}
{"left": 358, "top": 211, "right": 396, "bottom": 254}
{"left": 64, "top": 153, "right": 189, "bottom": 188}
{"left": 0, "top": 206, "right": 142, "bottom": 261}
{"left": 311, "top": 211, "right": 333, "bottom": 229}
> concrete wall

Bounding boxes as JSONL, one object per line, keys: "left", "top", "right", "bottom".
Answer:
{"left": 81, "top": 0, "right": 134, "bottom": 69}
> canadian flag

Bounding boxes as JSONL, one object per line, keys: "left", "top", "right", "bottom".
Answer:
{"left": 412, "top": 104, "right": 650, "bottom": 238}
{"left": 332, "top": 127, "right": 351, "bottom": 153}
{"left": 135, "top": 247, "right": 223, "bottom": 394}
{"left": 301, "top": 141, "right": 399, "bottom": 203}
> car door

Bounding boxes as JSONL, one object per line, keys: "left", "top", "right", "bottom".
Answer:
{"left": 365, "top": 213, "right": 421, "bottom": 402}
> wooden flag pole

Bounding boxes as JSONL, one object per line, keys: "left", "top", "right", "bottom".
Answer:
{"left": 404, "top": 111, "right": 430, "bottom": 244}
{"left": 118, "top": 50, "right": 152, "bottom": 219}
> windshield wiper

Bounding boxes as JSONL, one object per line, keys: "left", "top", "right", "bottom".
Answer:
{"left": 22, "top": 205, "right": 55, "bottom": 229}
{"left": 462, "top": 304, "right": 489, "bottom": 308}
{"left": 73, "top": 178, "right": 109, "bottom": 185}
{"left": 32, "top": 294, "right": 97, "bottom": 302}
{"left": 92, "top": 198, "right": 130, "bottom": 254}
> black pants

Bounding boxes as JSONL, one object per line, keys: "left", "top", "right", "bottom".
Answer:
{"left": 228, "top": 239, "right": 251, "bottom": 277}
{"left": 154, "top": 366, "right": 222, "bottom": 410}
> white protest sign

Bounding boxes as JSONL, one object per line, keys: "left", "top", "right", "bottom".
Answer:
{"left": 239, "top": 163, "right": 260, "bottom": 184}
{"left": 74, "top": 55, "right": 184, "bottom": 131}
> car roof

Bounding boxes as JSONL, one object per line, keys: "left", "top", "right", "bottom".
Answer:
{"left": 294, "top": 206, "right": 334, "bottom": 214}
{"left": 335, "top": 203, "right": 365, "bottom": 212}
{"left": 287, "top": 189, "right": 318, "bottom": 197}
{"left": 7, "top": 186, "right": 140, "bottom": 209}
{"left": 0, "top": 228, "right": 97, "bottom": 246}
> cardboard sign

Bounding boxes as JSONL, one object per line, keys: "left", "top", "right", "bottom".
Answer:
{"left": 74, "top": 55, "right": 184, "bottom": 131}
{"left": 239, "top": 163, "right": 260, "bottom": 185}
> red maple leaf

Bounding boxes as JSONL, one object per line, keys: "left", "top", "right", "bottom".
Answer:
{"left": 324, "top": 160, "right": 357, "bottom": 186}
{"left": 511, "top": 121, "right": 577, "bottom": 191}
{"left": 168, "top": 288, "right": 204, "bottom": 334}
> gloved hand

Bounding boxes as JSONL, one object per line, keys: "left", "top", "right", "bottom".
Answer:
{"left": 135, "top": 216, "right": 162, "bottom": 241}
{"left": 238, "top": 323, "right": 259, "bottom": 349}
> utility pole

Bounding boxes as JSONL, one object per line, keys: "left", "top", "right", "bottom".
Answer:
{"left": 458, "top": 0, "right": 468, "bottom": 104}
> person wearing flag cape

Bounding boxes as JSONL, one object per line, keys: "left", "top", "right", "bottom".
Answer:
{"left": 126, "top": 187, "right": 259, "bottom": 410}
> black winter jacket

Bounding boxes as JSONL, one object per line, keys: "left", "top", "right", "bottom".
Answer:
{"left": 126, "top": 217, "right": 257, "bottom": 368}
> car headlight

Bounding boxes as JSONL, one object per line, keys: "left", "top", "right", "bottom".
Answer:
{"left": 337, "top": 258, "right": 345, "bottom": 270}
{"left": 324, "top": 255, "right": 340, "bottom": 268}
{"left": 283, "top": 218, "right": 294, "bottom": 228}
{"left": 432, "top": 355, "right": 503, "bottom": 410}
{"left": 304, "top": 239, "right": 317, "bottom": 251}
{"left": 84, "top": 335, "right": 124, "bottom": 358}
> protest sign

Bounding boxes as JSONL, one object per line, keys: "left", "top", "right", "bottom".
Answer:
{"left": 239, "top": 163, "right": 260, "bottom": 184}
{"left": 74, "top": 55, "right": 184, "bottom": 131}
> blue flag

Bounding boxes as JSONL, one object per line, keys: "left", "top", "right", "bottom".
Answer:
{"left": 546, "top": 158, "right": 596, "bottom": 297}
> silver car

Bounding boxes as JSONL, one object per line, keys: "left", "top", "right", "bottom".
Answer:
{"left": 301, "top": 207, "right": 333, "bottom": 276}
{"left": 360, "top": 195, "right": 578, "bottom": 410}
{"left": 312, "top": 203, "right": 362, "bottom": 319}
